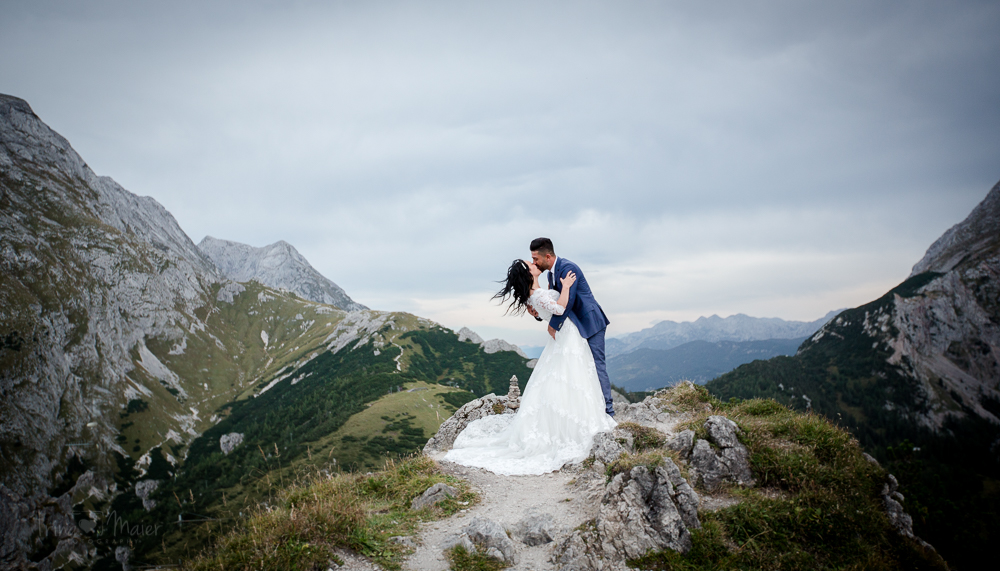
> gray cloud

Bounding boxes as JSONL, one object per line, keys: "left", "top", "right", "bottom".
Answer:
{"left": 2, "top": 0, "right": 998, "bottom": 345}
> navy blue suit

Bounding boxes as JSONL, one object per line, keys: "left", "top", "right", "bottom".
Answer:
{"left": 548, "top": 257, "right": 614, "bottom": 416}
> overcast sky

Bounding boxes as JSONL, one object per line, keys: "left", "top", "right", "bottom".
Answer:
{"left": 2, "top": 1, "right": 998, "bottom": 347}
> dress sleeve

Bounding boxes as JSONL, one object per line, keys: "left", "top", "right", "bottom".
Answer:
{"left": 532, "top": 290, "right": 565, "bottom": 315}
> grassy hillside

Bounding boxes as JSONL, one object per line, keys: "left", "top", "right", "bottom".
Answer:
{"left": 633, "top": 385, "right": 946, "bottom": 570}
{"left": 706, "top": 273, "right": 1000, "bottom": 570}
{"left": 87, "top": 310, "right": 526, "bottom": 569}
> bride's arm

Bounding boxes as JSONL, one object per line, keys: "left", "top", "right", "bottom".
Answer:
{"left": 556, "top": 271, "right": 577, "bottom": 309}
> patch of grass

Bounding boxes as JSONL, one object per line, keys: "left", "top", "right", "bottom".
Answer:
{"left": 445, "top": 545, "right": 508, "bottom": 571}
{"left": 618, "top": 422, "right": 667, "bottom": 452}
{"left": 188, "top": 455, "right": 475, "bottom": 571}
{"left": 632, "top": 395, "right": 949, "bottom": 570}
{"left": 656, "top": 382, "right": 719, "bottom": 412}
{"left": 736, "top": 398, "right": 788, "bottom": 417}
{"left": 607, "top": 451, "right": 664, "bottom": 480}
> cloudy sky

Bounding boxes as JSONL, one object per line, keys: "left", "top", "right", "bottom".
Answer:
{"left": 2, "top": 1, "right": 998, "bottom": 347}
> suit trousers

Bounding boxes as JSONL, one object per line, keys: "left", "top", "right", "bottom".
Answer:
{"left": 586, "top": 327, "right": 614, "bottom": 416}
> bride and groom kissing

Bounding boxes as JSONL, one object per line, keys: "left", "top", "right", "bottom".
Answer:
{"left": 442, "top": 237, "right": 617, "bottom": 476}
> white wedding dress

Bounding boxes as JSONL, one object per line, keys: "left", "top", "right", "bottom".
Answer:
{"left": 443, "top": 288, "right": 616, "bottom": 475}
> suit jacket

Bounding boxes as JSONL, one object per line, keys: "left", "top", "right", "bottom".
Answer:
{"left": 547, "top": 257, "right": 610, "bottom": 339}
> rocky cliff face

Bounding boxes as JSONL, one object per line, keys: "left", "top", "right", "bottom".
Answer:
{"left": 0, "top": 93, "right": 231, "bottom": 566}
{"left": 198, "top": 236, "right": 366, "bottom": 312}
{"left": 804, "top": 181, "right": 1000, "bottom": 429}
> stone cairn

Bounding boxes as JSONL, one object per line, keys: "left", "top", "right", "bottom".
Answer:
{"left": 506, "top": 375, "right": 521, "bottom": 411}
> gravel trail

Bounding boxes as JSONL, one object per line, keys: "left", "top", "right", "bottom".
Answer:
{"left": 403, "top": 455, "right": 606, "bottom": 571}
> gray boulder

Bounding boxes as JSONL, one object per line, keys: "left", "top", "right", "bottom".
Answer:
{"left": 134, "top": 480, "right": 159, "bottom": 512}
{"left": 591, "top": 429, "right": 634, "bottom": 464}
{"left": 690, "top": 440, "right": 724, "bottom": 491}
{"left": 616, "top": 396, "right": 673, "bottom": 428}
{"left": 410, "top": 483, "right": 458, "bottom": 510}
{"left": 666, "top": 429, "right": 695, "bottom": 457}
{"left": 220, "top": 432, "right": 244, "bottom": 455}
{"left": 880, "top": 474, "right": 937, "bottom": 551}
{"left": 441, "top": 532, "right": 476, "bottom": 554}
{"left": 462, "top": 517, "right": 517, "bottom": 564}
{"left": 512, "top": 511, "right": 556, "bottom": 546}
{"left": 689, "top": 416, "right": 754, "bottom": 491}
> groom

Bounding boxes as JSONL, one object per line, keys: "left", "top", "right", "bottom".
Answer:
{"left": 529, "top": 237, "right": 615, "bottom": 417}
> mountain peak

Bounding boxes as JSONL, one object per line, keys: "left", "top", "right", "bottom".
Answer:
{"left": 198, "top": 236, "right": 366, "bottom": 311}
{"left": 911, "top": 180, "right": 1000, "bottom": 276}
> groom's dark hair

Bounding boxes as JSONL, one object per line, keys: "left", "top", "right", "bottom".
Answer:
{"left": 530, "top": 237, "right": 555, "bottom": 255}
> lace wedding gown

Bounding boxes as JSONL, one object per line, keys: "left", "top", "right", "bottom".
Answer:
{"left": 443, "top": 288, "right": 616, "bottom": 475}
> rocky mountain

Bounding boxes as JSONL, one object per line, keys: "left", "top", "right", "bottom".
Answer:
{"left": 608, "top": 337, "right": 806, "bottom": 391}
{"left": 457, "top": 326, "right": 530, "bottom": 359}
{"left": 707, "top": 180, "right": 1000, "bottom": 569}
{"left": 607, "top": 311, "right": 839, "bottom": 358}
{"left": 0, "top": 94, "right": 533, "bottom": 569}
{"left": 1, "top": 92, "right": 233, "bottom": 567}
{"left": 198, "top": 236, "right": 366, "bottom": 312}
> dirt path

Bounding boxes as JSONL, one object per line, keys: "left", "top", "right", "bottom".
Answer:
{"left": 403, "top": 455, "right": 606, "bottom": 571}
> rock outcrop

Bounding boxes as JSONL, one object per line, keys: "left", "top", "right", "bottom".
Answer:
{"left": 590, "top": 428, "right": 634, "bottom": 465}
{"left": 219, "top": 432, "right": 245, "bottom": 455}
{"left": 688, "top": 416, "right": 754, "bottom": 491}
{"left": 511, "top": 511, "right": 556, "bottom": 546}
{"left": 443, "top": 517, "right": 518, "bottom": 564}
{"left": 553, "top": 459, "right": 701, "bottom": 570}
{"left": 411, "top": 483, "right": 458, "bottom": 510}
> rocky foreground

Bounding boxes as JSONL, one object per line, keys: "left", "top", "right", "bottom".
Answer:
{"left": 401, "top": 381, "right": 942, "bottom": 571}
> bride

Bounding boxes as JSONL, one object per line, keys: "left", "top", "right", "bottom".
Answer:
{"left": 442, "top": 259, "right": 617, "bottom": 475}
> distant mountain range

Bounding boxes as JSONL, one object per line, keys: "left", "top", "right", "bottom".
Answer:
{"left": 609, "top": 337, "right": 806, "bottom": 391}
{"left": 606, "top": 311, "right": 839, "bottom": 358}
{"left": 199, "top": 236, "right": 366, "bottom": 312}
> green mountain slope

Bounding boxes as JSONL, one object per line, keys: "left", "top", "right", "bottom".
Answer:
{"left": 707, "top": 271, "right": 1000, "bottom": 569}
{"left": 87, "top": 312, "right": 528, "bottom": 568}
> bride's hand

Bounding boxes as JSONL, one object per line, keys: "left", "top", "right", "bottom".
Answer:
{"left": 561, "top": 271, "right": 577, "bottom": 288}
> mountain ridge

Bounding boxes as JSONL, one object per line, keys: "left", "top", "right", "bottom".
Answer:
{"left": 607, "top": 311, "right": 839, "bottom": 357}
{"left": 198, "top": 235, "right": 366, "bottom": 312}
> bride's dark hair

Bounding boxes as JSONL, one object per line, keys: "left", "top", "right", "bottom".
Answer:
{"left": 493, "top": 259, "right": 533, "bottom": 315}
